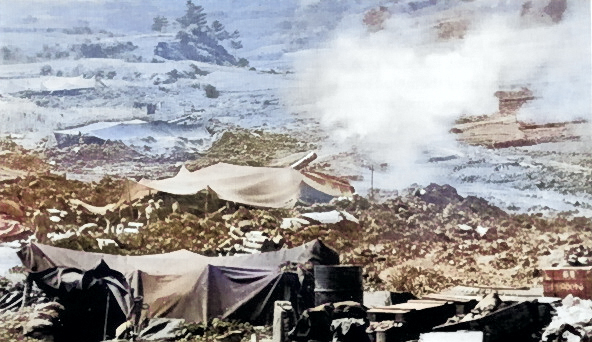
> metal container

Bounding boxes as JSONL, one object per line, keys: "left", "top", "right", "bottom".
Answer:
{"left": 314, "top": 265, "right": 363, "bottom": 306}
{"left": 543, "top": 267, "right": 592, "bottom": 299}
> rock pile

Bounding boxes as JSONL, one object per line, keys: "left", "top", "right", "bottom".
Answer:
{"left": 186, "top": 128, "right": 316, "bottom": 170}
{"left": 23, "top": 302, "right": 64, "bottom": 340}
{"left": 45, "top": 140, "right": 146, "bottom": 167}
{"left": 0, "top": 276, "right": 51, "bottom": 342}
{"left": 542, "top": 295, "right": 592, "bottom": 342}
{"left": 565, "top": 245, "right": 592, "bottom": 266}
{"left": 0, "top": 139, "right": 50, "bottom": 174}
{"left": 3, "top": 143, "right": 592, "bottom": 299}
{"left": 179, "top": 318, "right": 259, "bottom": 342}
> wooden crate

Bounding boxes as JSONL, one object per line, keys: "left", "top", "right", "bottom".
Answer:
{"left": 543, "top": 267, "right": 592, "bottom": 299}
{"left": 433, "top": 301, "right": 547, "bottom": 342}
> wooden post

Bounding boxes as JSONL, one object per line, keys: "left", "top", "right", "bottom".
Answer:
{"left": 103, "top": 291, "right": 110, "bottom": 341}
{"left": 370, "top": 165, "right": 375, "bottom": 200}
{"left": 204, "top": 188, "right": 209, "bottom": 215}
{"left": 290, "top": 152, "right": 317, "bottom": 170}
{"left": 20, "top": 277, "right": 31, "bottom": 310}
{"left": 126, "top": 179, "right": 133, "bottom": 218}
{"left": 273, "top": 301, "right": 293, "bottom": 342}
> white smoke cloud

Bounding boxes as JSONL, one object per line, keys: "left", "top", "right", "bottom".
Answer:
{"left": 513, "top": 1, "right": 591, "bottom": 123}
{"left": 291, "top": 0, "right": 591, "bottom": 188}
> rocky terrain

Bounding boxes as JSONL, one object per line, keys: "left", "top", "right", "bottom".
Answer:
{"left": 0, "top": 0, "right": 590, "bottom": 341}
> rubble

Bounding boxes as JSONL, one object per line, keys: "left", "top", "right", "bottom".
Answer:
{"left": 542, "top": 295, "right": 592, "bottom": 342}
{"left": 0, "top": 274, "right": 50, "bottom": 342}
{"left": 0, "top": 1, "right": 590, "bottom": 340}
{"left": 23, "top": 302, "right": 63, "bottom": 339}
{"left": 565, "top": 246, "right": 592, "bottom": 266}
{"left": 459, "top": 292, "right": 502, "bottom": 322}
{"left": 385, "top": 267, "right": 461, "bottom": 298}
{"left": 186, "top": 128, "right": 316, "bottom": 170}
{"left": 3, "top": 177, "right": 588, "bottom": 295}
{"left": 2, "top": 135, "right": 592, "bottom": 341}
{"left": 177, "top": 318, "right": 258, "bottom": 342}
{"left": 45, "top": 140, "right": 146, "bottom": 168}
{"left": 0, "top": 139, "right": 51, "bottom": 174}
{"left": 0, "top": 158, "right": 588, "bottom": 278}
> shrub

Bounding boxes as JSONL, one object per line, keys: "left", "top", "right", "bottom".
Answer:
{"left": 204, "top": 84, "right": 219, "bottom": 98}
{"left": 237, "top": 58, "right": 249, "bottom": 68}
{"left": 386, "top": 266, "right": 461, "bottom": 297}
{"left": 190, "top": 64, "right": 210, "bottom": 76}
{"left": 40, "top": 65, "right": 53, "bottom": 76}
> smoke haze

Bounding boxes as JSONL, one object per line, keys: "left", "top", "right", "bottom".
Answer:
{"left": 292, "top": 0, "right": 591, "bottom": 188}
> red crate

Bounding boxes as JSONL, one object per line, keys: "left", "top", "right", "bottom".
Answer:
{"left": 543, "top": 267, "right": 592, "bottom": 299}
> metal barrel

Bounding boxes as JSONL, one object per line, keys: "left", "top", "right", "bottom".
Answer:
{"left": 314, "top": 265, "right": 363, "bottom": 306}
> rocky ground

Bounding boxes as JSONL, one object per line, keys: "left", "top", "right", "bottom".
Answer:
{"left": 1, "top": 107, "right": 592, "bottom": 341}
{"left": 1, "top": 129, "right": 591, "bottom": 279}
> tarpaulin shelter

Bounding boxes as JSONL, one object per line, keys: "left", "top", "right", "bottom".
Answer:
{"left": 123, "top": 163, "right": 354, "bottom": 209}
{"left": 18, "top": 240, "right": 339, "bottom": 325}
{"left": 53, "top": 119, "right": 210, "bottom": 148}
{"left": 30, "top": 260, "right": 131, "bottom": 341}
{"left": 0, "top": 76, "right": 96, "bottom": 95}
{"left": 68, "top": 163, "right": 355, "bottom": 216}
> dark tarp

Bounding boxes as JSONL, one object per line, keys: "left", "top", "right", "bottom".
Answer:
{"left": 30, "top": 260, "right": 131, "bottom": 341}
{"left": 289, "top": 302, "right": 368, "bottom": 342}
{"left": 18, "top": 240, "right": 339, "bottom": 324}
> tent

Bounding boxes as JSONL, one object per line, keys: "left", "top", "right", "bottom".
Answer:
{"left": 31, "top": 260, "right": 131, "bottom": 341}
{"left": 18, "top": 240, "right": 339, "bottom": 324}
{"left": 68, "top": 163, "right": 355, "bottom": 215}
{"left": 53, "top": 119, "right": 210, "bottom": 149}
{"left": 0, "top": 76, "right": 96, "bottom": 95}
{"left": 124, "top": 163, "right": 354, "bottom": 209}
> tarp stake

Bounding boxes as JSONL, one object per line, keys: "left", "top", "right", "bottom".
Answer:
{"left": 370, "top": 165, "right": 375, "bottom": 200}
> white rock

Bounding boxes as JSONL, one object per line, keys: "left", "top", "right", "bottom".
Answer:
{"left": 77, "top": 223, "right": 98, "bottom": 235}
{"left": 458, "top": 224, "right": 473, "bottom": 231}
{"left": 475, "top": 226, "right": 489, "bottom": 237}
{"left": 23, "top": 318, "right": 53, "bottom": 335}
{"left": 96, "top": 238, "right": 118, "bottom": 250}
{"left": 48, "top": 231, "right": 75, "bottom": 242}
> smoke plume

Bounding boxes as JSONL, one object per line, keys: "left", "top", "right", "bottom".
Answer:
{"left": 292, "top": 0, "right": 591, "bottom": 188}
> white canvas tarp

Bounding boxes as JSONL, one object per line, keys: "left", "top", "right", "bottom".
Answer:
{"left": 0, "top": 76, "right": 96, "bottom": 94}
{"left": 129, "top": 163, "right": 352, "bottom": 208}
{"left": 70, "top": 163, "right": 355, "bottom": 212}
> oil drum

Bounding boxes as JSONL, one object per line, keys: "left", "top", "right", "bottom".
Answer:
{"left": 314, "top": 265, "right": 363, "bottom": 306}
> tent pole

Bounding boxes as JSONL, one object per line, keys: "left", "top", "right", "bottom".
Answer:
{"left": 127, "top": 179, "right": 133, "bottom": 218}
{"left": 103, "top": 290, "right": 110, "bottom": 341}
{"left": 20, "top": 276, "right": 30, "bottom": 310}
{"left": 370, "top": 165, "right": 374, "bottom": 200}
{"left": 204, "top": 188, "right": 209, "bottom": 215}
